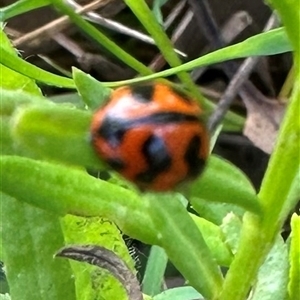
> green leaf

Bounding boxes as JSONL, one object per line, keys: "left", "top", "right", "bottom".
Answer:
{"left": 10, "top": 101, "right": 103, "bottom": 167}
{"left": 109, "top": 27, "right": 292, "bottom": 86}
{"left": 142, "top": 246, "right": 168, "bottom": 296}
{"left": 251, "top": 235, "right": 289, "bottom": 300}
{"left": 0, "top": 89, "right": 46, "bottom": 155}
{"left": 144, "top": 193, "right": 223, "bottom": 299}
{"left": 0, "top": 118, "right": 15, "bottom": 155}
{"left": 61, "top": 215, "right": 134, "bottom": 300}
{"left": 0, "top": 29, "right": 42, "bottom": 94}
{"left": 73, "top": 67, "right": 111, "bottom": 110}
{"left": 267, "top": 0, "right": 300, "bottom": 53}
{"left": 288, "top": 213, "right": 300, "bottom": 299}
{"left": 1, "top": 88, "right": 46, "bottom": 116}
{"left": 190, "top": 198, "right": 245, "bottom": 225}
{"left": 1, "top": 27, "right": 292, "bottom": 89}
{"left": 1, "top": 156, "right": 223, "bottom": 298}
{"left": 1, "top": 193, "right": 76, "bottom": 300}
{"left": 190, "top": 214, "right": 233, "bottom": 266}
{"left": 0, "top": 47, "right": 75, "bottom": 89}
{"left": 190, "top": 155, "right": 261, "bottom": 214}
{"left": 1, "top": 28, "right": 76, "bottom": 300}
{"left": 0, "top": 156, "right": 157, "bottom": 245}
{"left": 152, "top": 0, "right": 168, "bottom": 25}
{"left": 220, "top": 213, "right": 243, "bottom": 255}
{"left": 0, "top": 0, "right": 50, "bottom": 21}
{"left": 153, "top": 286, "right": 202, "bottom": 300}
{"left": 124, "top": 0, "right": 204, "bottom": 105}
{"left": 49, "top": 92, "right": 84, "bottom": 107}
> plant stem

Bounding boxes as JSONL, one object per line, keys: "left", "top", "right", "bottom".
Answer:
{"left": 124, "top": 0, "right": 206, "bottom": 105}
{"left": 218, "top": 0, "right": 300, "bottom": 297}
{"left": 219, "top": 80, "right": 299, "bottom": 300}
{"left": 218, "top": 68, "right": 300, "bottom": 300}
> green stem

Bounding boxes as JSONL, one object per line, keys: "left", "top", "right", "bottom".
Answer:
{"left": 219, "top": 68, "right": 300, "bottom": 300}
{"left": 50, "top": 0, "right": 152, "bottom": 76}
{"left": 219, "top": 0, "right": 300, "bottom": 297}
{"left": 124, "top": 0, "right": 206, "bottom": 105}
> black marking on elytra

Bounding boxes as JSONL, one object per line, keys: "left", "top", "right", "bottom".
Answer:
{"left": 138, "top": 112, "right": 199, "bottom": 124}
{"left": 131, "top": 84, "right": 155, "bottom": 103}
{"left": 170, "top": 86, "right": 193, "bottom": 104}
{"left": 98, "top": 112, "right": 199, "bottom": 147}
{"left": 136, "top": 134, "right": 172, "bottom": 183}
{"left": 184, "top": 135, "right": 205, "bottom": 178}
{"left": 106, "top": 157, "right": 125, "bottom": 171}
{"left": 97, "top": 116, "right": 127, "bottom": 147}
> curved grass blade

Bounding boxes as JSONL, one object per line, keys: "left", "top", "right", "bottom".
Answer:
{"left": 0, "top": 47, "right": 75, "bottom": 88}
{"left": 142, "top": 245, "right": 168, "bottom": 296}
{"left": 108, "top": 27, "right": 292, "bottom": 87}
{"left": 190, "top": 155, "right": 261, "bottom": 214}
{"left": 0, "top": 0, "right": 50, "bottom": 21}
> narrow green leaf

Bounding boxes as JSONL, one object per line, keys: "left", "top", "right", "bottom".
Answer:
{"left": 267, "top": 0, "right": 300, "bottom": 53}
{"left": 191, "top": 214, "right": 233, "bottom": 266}
{"left": 142, "top": 246, "right": 168, "bottom": 296}
{"left": 152, "top": 0, "right": 168, "bottom": 25}
{"left": 190, "top": 155, "right": 261, "bottom": 214}
{"left": 0, "top": 47, "right": 75, "bottom": 88}
{"left": 191, "top": 197, "right": 244, "bottom": 225}
{"left": 251, "top": 235, "right": 289, "bottom": 300}
{"left": 153, "top": 286, "right": 203, "bottom": 300}
{"left": 288, "top": 214, "right": 300, "bottom": 299}
{"left": 125, "top": 0, "right": 205, "bottom": 104}
{"left": 1, "top": 193, "right": 76, "bottom": 300}
{"left": 0, "top": 29, "right": 42, "bottom": 94}
{"left": 72, "top": 67, "right": 111, "bottom": 109}
{"left": 2, "top": 27, "right": 291, "bottom": 90}
{"left": 0, "top": 156, "right": 157, "bottom": 244}
{"left": 144, "top": 193, "right": 223, "bottom": 299}
{"left": 10, "top": 102, "right": 103, "bottom": 167}
{"left": 0, "top": 0, "right": 50, "bottom": 21}
{"left": 108, "top": 27, "right": 292, "bottom": 86}
{"left": 220, "top": 213, "right": 243, "bottom": 255}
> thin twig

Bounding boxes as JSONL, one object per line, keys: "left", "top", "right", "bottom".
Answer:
{"left": 191, "top": 10, "right": 253, "bottom": 80}
{"left": 187, "top": 0, "right": 223, "bottom": 47}
{"left": 149, "top": 7, "right": 192, "bottom": 70}
{"left": 66, "top": 0, "right": 186, "bottom": 57}
{"left": 208, "top": 14, "right": 280, "bottom": 132}
{"left": 13, "top": 0, "right": 107, "bottom": 47}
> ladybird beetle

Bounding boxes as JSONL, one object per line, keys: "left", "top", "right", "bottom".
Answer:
{"left": 90, "top": 83, "right": 209, "bottom": 191}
